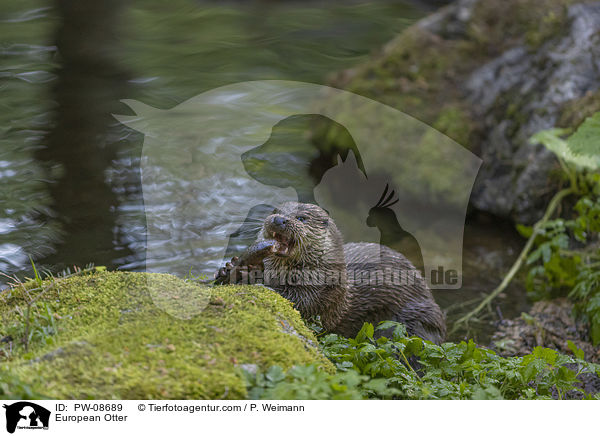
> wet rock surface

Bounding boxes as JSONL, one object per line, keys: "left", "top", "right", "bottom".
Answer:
{"left": 332, "top": 0, "right": 600, "bottom": 224}
{"left": 465, "top": 2, "right": 600, "bottom": 223}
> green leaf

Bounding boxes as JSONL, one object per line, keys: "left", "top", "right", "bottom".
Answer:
{"left": 521, "top": 312, "right": 535, "bottom": 325}
{"left": 265, "top": 366, "right": 286, "bottom": 384}
{"left": 355, "top": 323, "right": 374, "bottom": 342}
{"left": 405, "top": 337, "right": 424, "bottom": 356}
{"left": 359, "top": 344, "right": 377, "bottom": 353}
{"left": 530, "top": 127, "right": 600, "bottom": 169}
{"left": 516, "top": 223, "right": 534, "bottom": 238}
{"left": 532, "top": 346, "right": 558, "bottom": 365}
{"left": 471, "top": 385, "right": 504, "bottom": 400}
{"left": 566, "top": 340, "right": 585, "bottom": 360}
{"left": 567, "top": 112, "right": 600, "bottom": 163}
{"left": 29, "top": 256, "right": 43, "bottom": 287}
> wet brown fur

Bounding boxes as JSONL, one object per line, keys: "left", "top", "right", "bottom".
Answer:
{"left": 258, "top": 202, "right": 446, "bottom": 344}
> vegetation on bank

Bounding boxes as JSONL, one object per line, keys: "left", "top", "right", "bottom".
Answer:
{"left": 3, "top": 103, "right": 598, "bottom": 403}
{"left": 245, "top": 322, "right": 599, "bottom": 400}
{"left": 443, "top": 107, "right": 599, "bottom": 382}
{"left": 0, "top": 267, "right": 598, "bottom": 400}
{"left": 2, "top": 0, "right": 598, "bottom": 402}
{"left": 3, "top": 104, "right": 600, "bottom": 399}
{"left": 524, "top": 113, "right": 600, "bottom": 346}
{"left": 453, "top": 112, "right": 600, "bottom": 334}
{"left": 254, "top": 120, "right": 600, "bottom": 403}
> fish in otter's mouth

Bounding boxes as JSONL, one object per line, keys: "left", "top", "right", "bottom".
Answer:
{"left": 265, "top": 230, "right": 295, "bottom": 256}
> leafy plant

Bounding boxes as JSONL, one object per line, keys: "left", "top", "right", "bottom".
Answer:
{"left": 567, "top": 112, "right": 600, "bottom": 163}
{"left": 455, "top": 111, "right": 600, "bottom": 339}
{"left": 569, "top": 267, "right": 600, "bottom": 345}
{"left": 244, "top": 322, "right": 600, "bottom": 400}
{"left": 524, "top": 113, "right": 600, "bottom": 345}
{"left": 524, "top": 192, "right": 600, "bottom": 297}
{"left": 530, "top": 111, "right": 600, "bottom": 172}
{"left": 244, "top": 365, "right": 367, "bottom": 400}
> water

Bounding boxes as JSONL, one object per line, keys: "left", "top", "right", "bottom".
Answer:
{"left": 0, "top": 0, "right": 526, "bottom": 341}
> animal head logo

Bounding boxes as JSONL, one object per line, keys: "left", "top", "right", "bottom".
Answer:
{"left": 115, "top": 80, "right": 481, "bottom": 318}
{"left": 3, "top": 402, "right": 50, "bottom": 434}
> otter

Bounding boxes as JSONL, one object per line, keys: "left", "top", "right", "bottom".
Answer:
{"left": 216, "top": 201, "right": 446, "bottom": 344}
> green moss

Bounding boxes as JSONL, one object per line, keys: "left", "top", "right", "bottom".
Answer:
{"left": 328, "top": 0, "right": 579, "bottom": 152}
{"left": 339, "top": 28, "right": 469, "bottom": 126}
{"left": 525, "top": 9, "right": 570, "bottom": 50}
{"left": 0, "top": 271, "right": 333, "bottom": 399}
{"left": 432, "top": 105, "right": 475, "bottom": 147}
{"left": 468, "top": 0, "right": 574, "bottom": 53}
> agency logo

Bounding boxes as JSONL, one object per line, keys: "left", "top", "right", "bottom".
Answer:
{"left": 115, "top": 80, "right": 481, "bottom": 318}
{"left": 3, "top": 402, "right": 50, "bottom": 434}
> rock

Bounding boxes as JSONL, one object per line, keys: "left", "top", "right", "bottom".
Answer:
{"left": 330, "top": 0, "right": 600, "bottom": 224}
{"left": 466, "top": 3, "right": 600, "bottom": 222}
{"left": 0, "top": 271, "right": 333, "bottom": 399}
{"left": 491, "top": 298, "right": 600, "bottom": 364}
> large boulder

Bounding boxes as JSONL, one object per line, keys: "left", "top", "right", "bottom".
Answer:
{"left": 331, "top": 0, "right": 600, "bottom": 223}
{"left": 0, "top": 271, "right": 332, "bottom": 399}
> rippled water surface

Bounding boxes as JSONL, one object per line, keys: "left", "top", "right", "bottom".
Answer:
{"left": 0, "top": 0, "right": 525, "bottom": 341}
{"left": 0, "top": 0, "right": 424, "bottom": 275}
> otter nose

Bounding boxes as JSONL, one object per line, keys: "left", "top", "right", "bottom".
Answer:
{"left": 272, "top": 216, "right": 288, "bottom": 229}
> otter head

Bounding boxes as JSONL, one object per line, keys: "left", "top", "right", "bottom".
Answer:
{"left": 259, "top": 202, "right": 344, "bottom": 266}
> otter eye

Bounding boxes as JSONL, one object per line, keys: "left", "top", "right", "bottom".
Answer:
{"left": 296, "top": 216, "right": 307, "bottom": 223}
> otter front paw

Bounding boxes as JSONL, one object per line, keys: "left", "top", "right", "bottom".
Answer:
{"left": 214, "top": 240, "right": 276, "bottom": 285}
{"left": 214, "top": 257, "right": 240, "bottom": 285}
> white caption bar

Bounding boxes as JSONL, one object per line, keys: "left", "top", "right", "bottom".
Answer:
{"left": 0, "top": 400, "right": 595, "bottom": 436}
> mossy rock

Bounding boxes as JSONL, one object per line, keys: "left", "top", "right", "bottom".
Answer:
{"left": 331, "top": 0, "right": 578, "bottom": 140}
{"left": 327, "top": 0, "right": 600, "bottom": 224}
{"left": 0, "top": 271, "right": 333, "bottom": 399}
